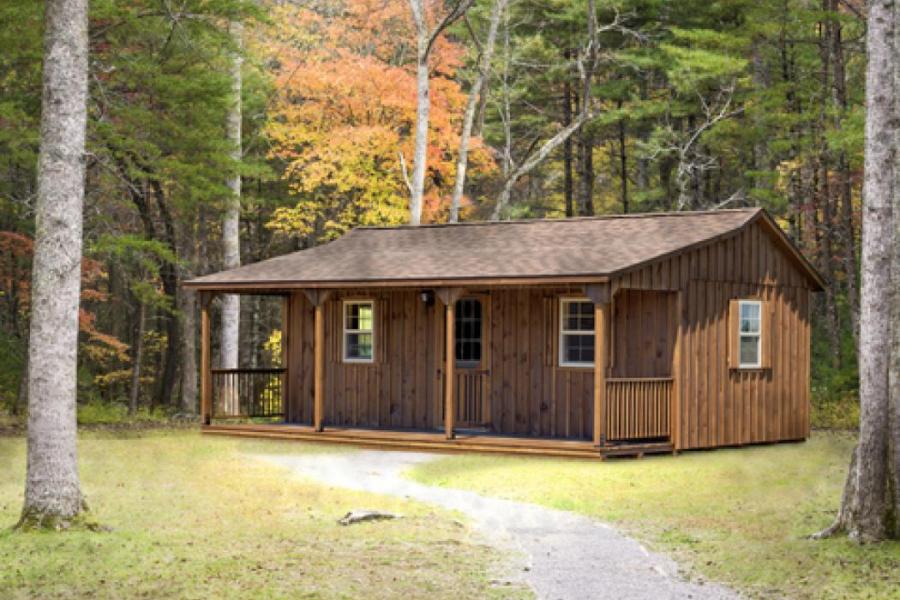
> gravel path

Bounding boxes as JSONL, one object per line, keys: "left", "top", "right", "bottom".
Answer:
{"left": 256, "top": 449, "right": 739, "bottom": 600}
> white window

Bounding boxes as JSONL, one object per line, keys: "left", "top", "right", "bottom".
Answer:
{"left": 738, "top": 300, "right": 762, "bottom": 368}
{"left": 559, "top": 298, "right": 595, "bottom": 367}
{"left": 343, "top": 300, "right": 374, "bottom": 363}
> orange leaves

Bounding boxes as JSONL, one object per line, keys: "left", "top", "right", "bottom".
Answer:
{"left": 0, "top": 231, "right": 125, "bottom": 357}
{"left": 79, "top": 309, "right": 130, "bottom": 361}
{"left": 261, "top": 0, "right": 496, "bottom": 233}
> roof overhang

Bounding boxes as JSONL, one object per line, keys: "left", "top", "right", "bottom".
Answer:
{"left": 183, "top": 274, "right": 611, "bottom": 294}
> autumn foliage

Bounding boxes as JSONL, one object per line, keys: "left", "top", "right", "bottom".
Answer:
{"left": 262, "top": 0, "right": 495, "bottom": 240}
{"left": 0, "top": 232, "right": 128, "bottom": 371}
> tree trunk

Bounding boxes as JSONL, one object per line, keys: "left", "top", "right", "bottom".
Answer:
{"left": 221, "top": 20, "right": 242, "bottom": 378}
{"left": 129, "top": 300, "right": 145, "bottom": 416}
{"left": 619, "top": 115, "right": 628, "bottom": 214}
{"left": 449, "top": 0, "right": 506, "bottom": 223}
{"left": 816, "top": 0, "right": 898, "bottom": 542}
{"left": 578, "top": 127, "right": 594, "bottom": 216}
{"left": 407, "top": 0, "right": 471, "bottom": 223}
{"left": 18, "top": 0, "right": 88, "bottom": 529}
{"left": 829, "top": 1, "right": 859, "bottom": 346}
{"left": 178, "top": 287, "right": 197, "bottom": 414}
{"left": 563, "top": 56, "right": 574, "bottom": 218}
{"left": 817, "top": 4, "right": 841, "bottom": 369}
{"left": 408, "top": 0, "right": 430, "bottom": 225}
{"left": 178, "top": 225, "right": 198, "bottom": 415}
{"left": 150, "top": 179, "right": 180, "bottom": 406}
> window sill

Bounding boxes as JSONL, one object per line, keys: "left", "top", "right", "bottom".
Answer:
{"left": 343, "top": 359, "right": 376, "bottom": 365}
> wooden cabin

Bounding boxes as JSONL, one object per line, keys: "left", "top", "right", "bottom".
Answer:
{"left": 185, "top": 208, "right": 823, "bottom": 458}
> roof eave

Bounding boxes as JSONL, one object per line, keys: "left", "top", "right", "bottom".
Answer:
{"left": 181, "top": 274, "right": 611, "bottom": 293}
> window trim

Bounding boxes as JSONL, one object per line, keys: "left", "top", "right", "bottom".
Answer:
{"left": 342, "top": 299, "right": 375, "bottom": 364}
{"left": 737, "top": 299, "right": 762, "bottom": 369}
{"left": 559, "top": 297, "right": 595, "bottom": 368}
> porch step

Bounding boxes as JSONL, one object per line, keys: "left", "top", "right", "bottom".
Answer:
{"left": 601, "top": 441, "right": 674, "bottom": 458}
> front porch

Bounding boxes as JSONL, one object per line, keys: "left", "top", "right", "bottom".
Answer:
{"left": 202, "top": 421, "right": 674, "bottom": 459}
{"left": 196, "top": 280, "right": 680, "bottom": 459}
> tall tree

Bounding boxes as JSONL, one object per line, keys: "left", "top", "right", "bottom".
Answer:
{"left": 17, "top": 0, "right": 89, "bottom": 528}
{"left": 221, "top": 18, "right": 243, "bottom": 375}
{"left": 407, "top": 0, "right": 473, "bottom": 224}
{"left": 814, "top": 0, "right": 898, "bottom": 542}
{"left": 449, "top": 0, "right": 507, "bottom": 222}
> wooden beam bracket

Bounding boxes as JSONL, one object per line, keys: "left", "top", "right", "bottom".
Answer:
{"left": 303, "top": 288, "right": 333, "bottom": 307}
{"left": 436, "top": 286, "right": 465, "bottom": 307}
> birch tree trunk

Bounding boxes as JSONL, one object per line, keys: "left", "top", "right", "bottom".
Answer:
{"left": 449, "top": 0, "right": 506, "bottom": 222}
{"left": 407, "top": 0, "right": 472, "bottom": 225}
{"left": 815, "top": 0, "right": 898, "bottom": 542}
{"left": 18, "top": 0, "right": 89, "bottom": 529}
{"left": 563, "top": 54, "right": 574, "bottom": 218}
{"left": 221, "top": 20, "right": 242, "bottom": 398}
{"left": 408, "top": 0, "right": 431, "bottom": 226}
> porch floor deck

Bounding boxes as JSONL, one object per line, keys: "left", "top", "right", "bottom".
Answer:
{"left": 202, "top": 423, "right": 673, "bottom": 459}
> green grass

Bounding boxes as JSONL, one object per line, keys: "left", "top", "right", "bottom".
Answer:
{"left": 408, "top": 432, "right": 899, "bottom": 600}
{"left": 0, "top": 430, "right": 529, "bottom": 599}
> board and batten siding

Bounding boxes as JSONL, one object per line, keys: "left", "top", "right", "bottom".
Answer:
{"left": 285, "top": 289, "right": 442, "bottom": 430}
{"left": 611, "top": 219, "right": 812, "bottom": 449}
{"left": 284, "top": 217, "right": 813, "bottom": 449}
{"left": 487, "top": 288, "right": 594, "bottom": 439}
{"left": 284, "top": 286, "right": 597, "bottom": 439}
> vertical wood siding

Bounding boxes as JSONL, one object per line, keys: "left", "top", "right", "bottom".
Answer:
{"left": 614, "top": 220, "right": 812, "bottom": 449}
{"left": 283, "top": 219, "right": 814, "bottom": 448}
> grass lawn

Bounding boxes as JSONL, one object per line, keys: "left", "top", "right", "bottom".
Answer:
{"left": 409, "top": 432, "right": 899, "bottom": 600}
{"left": 0, "top": 430, "right": 529, "bottom": 599}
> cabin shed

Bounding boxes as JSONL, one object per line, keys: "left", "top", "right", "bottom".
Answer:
{"left": 185, "top": 208, "right": 823, "bottom": 458}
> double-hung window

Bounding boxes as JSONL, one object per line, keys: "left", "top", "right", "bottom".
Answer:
{"left": 343, "top": 300, "right": 374, "bottom": 362}
{"left": 559, "top": 298, "right": 595, "bottom": 367}
{"left": 738, "top": 300, "right": 762, "bottom": 368}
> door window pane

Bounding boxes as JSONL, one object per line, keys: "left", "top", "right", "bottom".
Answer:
{"left": 455, "top": 299, "right": 482, "bottom": 365}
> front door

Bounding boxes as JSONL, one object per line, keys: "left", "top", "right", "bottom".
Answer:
{"left": 453, "top": 296, "right": 491, "bottom": 429}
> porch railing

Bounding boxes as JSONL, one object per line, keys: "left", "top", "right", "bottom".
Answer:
{"left": 605, "top": 377, "right": 672, "bottom": 442}
{"left": 211, "top": 368, "right": 285, "bottom": 419}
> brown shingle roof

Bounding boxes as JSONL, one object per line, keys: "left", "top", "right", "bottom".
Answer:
{"left": 185, "top": 208, "right": 819, "bottom": 289}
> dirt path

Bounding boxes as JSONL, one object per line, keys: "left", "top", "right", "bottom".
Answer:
{"left": 257, "top": 449, "right": 739, "bottom": 600}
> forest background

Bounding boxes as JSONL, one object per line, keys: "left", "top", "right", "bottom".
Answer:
{"left": 0, "top": 0, "right": 864, "bottom": 427}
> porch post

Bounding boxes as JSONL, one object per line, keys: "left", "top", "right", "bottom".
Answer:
{"left": 200, "top": 292, "right": 213, "bottom": 426}
{"left": 444, "top": 300, "right": 455, "bottom": 439}
{"left": 281, "top": 294, "right": 290, "bottom": 421}
{"left": 593, "top": 302, "right": 609, "bottom": 447}
{"left": 437, "top": 287, "right": 464, "bottom": 440}
{"left": 586, "top": 283, "right": 610, "bottom": 447}
{"left": 313, "top": 301, "right": 325, "bottom": 431}
{"left": 304, "top": 289, "right": 331, "bottom": 432}
{"left": 671, "top": 290, "right": 684, "bottom": 452}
